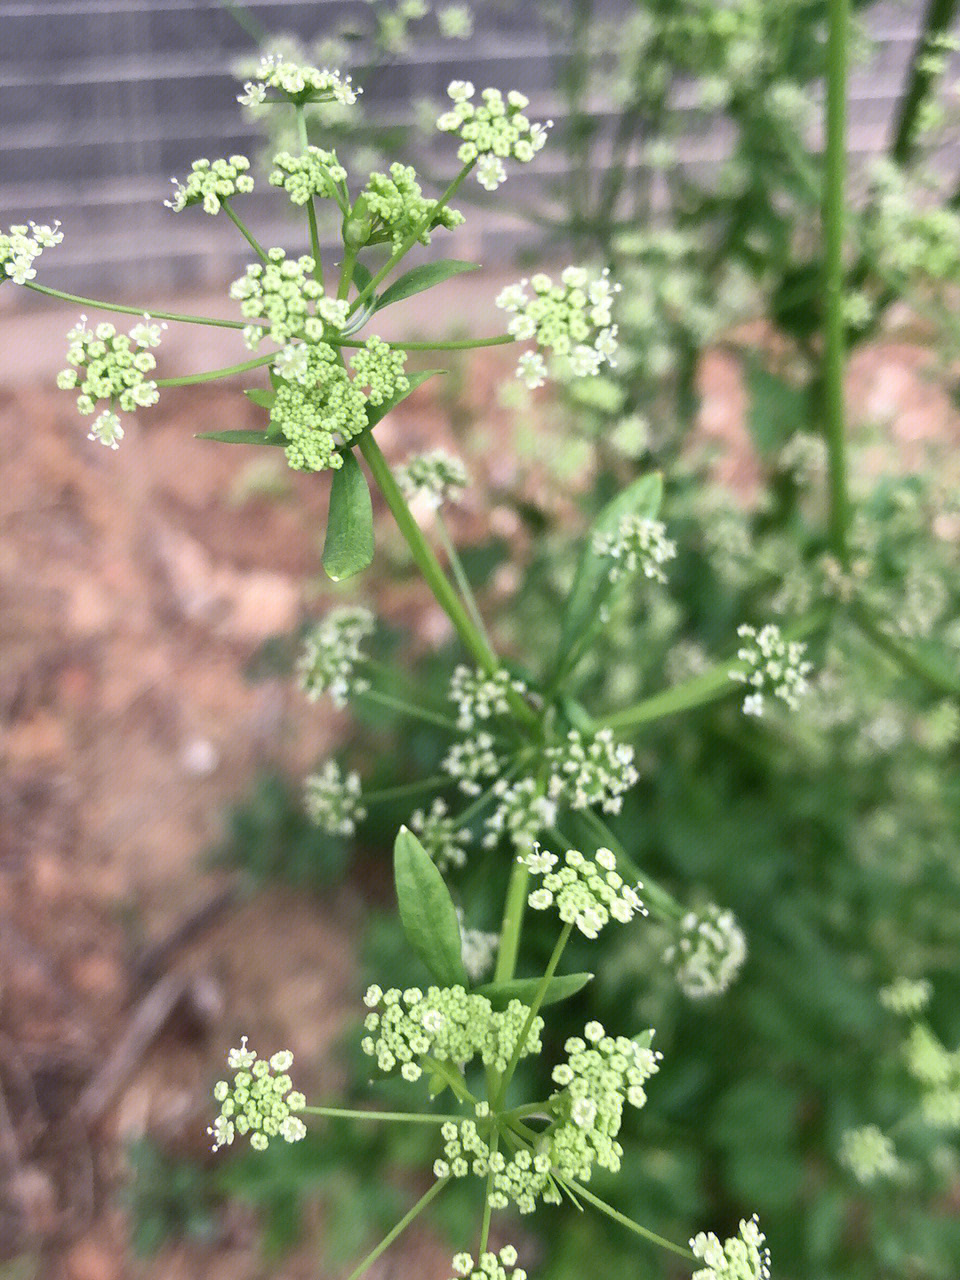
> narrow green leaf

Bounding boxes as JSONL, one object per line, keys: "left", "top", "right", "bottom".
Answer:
{"left": 745, "top": 358, "right": 809, "bottom": 457}
{"left": 195, "top": 429, "right": 282, "bottom": 446}
{"left": 376, "top": 260, "right": 480, "bottom": 311}
{"left": 244, "top": 387, "right": 276, "bottom": 409}
{"left": 394, "top": 826, "right": 468, "bottom": 987}
{"left": 364, "top": 369, "right": 445, "bottom": 429}
{"left": 555, "top": 472, "right": 663, "bottom": 674}
{"left": 353, "top": 260, "right": 373, "bottom": 294}
{"left": 322, "top": 450, "right": 374, "bottom": 582}
{"left": 474, "top": 972, "right": 594, "bottom": 1010}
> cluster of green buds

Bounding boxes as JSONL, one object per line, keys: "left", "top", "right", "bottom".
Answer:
{"left": 298, "top": 605, "right": 374, "bottom": 707}
{"left": 57, "top": 314, "right": 164, "bottom": 449}
{"left": 592, "top": 514, "right": 677, "bottom": 584}
{"left": 358, "top": 162, "right": 465, "bottom": 250}
{"left": 208, "top": 1038, "right": 306, "bottom": 1152}
{"left": 525, "top": 846, "right": 646, "bottom": 938}
{"left": 269, "top": 145, "right": 347, "bottom": 204}
{"left": 436, "top": 82, "right": 551, "bottom": 190}
{"left": 690, "top": 1215, "right": 771, "bottom": 1280}
{"left": 449, "top": 1246, "right": 526, "bottom": 1280}
{"left": 663, "top": 904, "right": 748, "bottom": 999}
{"left": 164, "top": 156, "right": 254, "bottom": 214}
{"left": 545, "top": 729, "right": 639, "bottom": 815}
{"left": 730, "top": 623, "right": 813, "bottom": 716}
{"left": 0, "top": 220, "right": 62, "bottom": 285}
{"left": 237, "top": 55, "right": 360, "bottom": 108}
{"left": 495, "top": 267, "right": 620, "bottom": 386}
{"left": 397, "top": 449, "right": 470, "bottom": 509}
{"left": 304, "top": 760, "right": 366, "bottom": 836}
{"left": 360, "top": 985, "right": 543, "bottom": 1080}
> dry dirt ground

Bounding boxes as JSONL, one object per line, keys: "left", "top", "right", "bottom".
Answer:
{"left": 1, "top": 301, "right": 958, "bottom": 1279}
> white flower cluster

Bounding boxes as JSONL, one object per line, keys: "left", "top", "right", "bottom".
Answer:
{"left": 905, "top": 1023, "right": 960, "bottom": 1130}
{"left": 360, "top": 985, "right": 542, "bottom": 1080}
{"left": 664, "top": 904, "right": 748, "bottom": 999}
{"left": 434, "top": 1112, "right": 557, "bottom": 1213}
{"left": 238, "top": 55, "right": 359, "bottom": 108}
{"left": 410, "top": 798, "right": 470, "bottom": 871}
{"left": 593, "top": 515, "right": 677, "bottom": 584}
{"left": 546, "top": 729, "right": 639, "bottom": 815}
{"left": 496, "top": 267, "right": 620, "bottom": 387}
{"left": 304, "top": 761, "right": 366, "bottom": 836}
{"left": 442, "top": 732, "right": 501, "bottom": 795}
{"left": 730, "top": 623, "right": 813, "bottom": 716}
{"left": 57, "top": 314, "right": 164, "bottom": 449}
{"left": 397, "top": 449, "right": 469, "bottom": 509}
{"left": 839, "top": 1125, "right": 901, "bottom": 1184}
{"left": 483, "top": 778, "right": 556, "bottom": 850}
{"left": 208, "top": 1038, "right": 307, "bottom": 1152}
{"left": 690, "top": 1215, "right": 771, "bottom": 1280}
{"left": 165, "top": 156, "right": 254, "bottom": 214}
{"left": 459, "top": 920, "right": 499, "bottom": 982}
{"left": 449, "top": 665, "right": 527, "bottom": 729}
{"left": 0, "top": 220, "right": 62, "bottom": 285}
{"left": 436, "top": 82, "right": 550, "bottom": 190}
{"left": 269, "top": 146, "right": 347, "bottom": 205}
{"left": 880, "top": 977, "right": 931, "bottom": 1016}
{"left": 230, "top": 250, "right": 350, "bottom": 349}
{"left": 525, "top": 846, "right": 646, "bottom": 939}
{"left": 297, "top": 606, "right": 374, "bottom": 708}
{"left": 449, "top": 1246, "right": 526, "bottom": 1280}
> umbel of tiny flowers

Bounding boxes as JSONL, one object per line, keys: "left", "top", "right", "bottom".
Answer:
{"left": 525, "top": 845, "right": 646, "bottom": 938}
{"left": 442, "top": 731, "right": 501, "bottom": 795}
{"left": 729, "top": 623, "right": 813, "bottom": 716}
{"left": 449, "top": 1246, "right": 526, "bottom": 1280}
{"left": 690, "top": 1215, "right": 771, "bottom": 1280}
{"left": 359, "top": 162, "right": 466, "bottom": 250}
{"left": 436, "top": 82, "right": 551, "bottom": 191}
{"left": 664, "top": 904, "right": 748, "bottom": 999}
{"left": 545, "top": 728, "right": 639, "bottom": 814}
{"left": 297, "top": 605, "right": 374, "bottom": 708}
{"left": 839, "top": 1124, "right": 901, "bottom": 1184}
{"left": 0, "top": 221, "right": 63, "bottom": 285}
{"left": 449, "top": 665, "right": 527, "bottom": 730}
{"left": 164, "top": 156, "right": 255, "bottom": 214}
{"left": 229, "top": 251, "right": 349, "bottom": 350}
{"left": 304, "top": 760, "right": 366, "bottom": 836}
{"left": 208, "top": 1037, "right": 307, "bottom": 1152}
{"left": 593, "top": 514, "right": 677, "bottom": 584}
{"left": 56, "top": 314, "right": 164, "bottom": 450}
{"left": 410, "top": 797, "right": 470, "bottom": 871}
{"left": 397, "top": 449, "right": 470, "bottom": 509}
{"left": 483, "top": 778, "right": 556, "bottom": 851}
{"left": 880, "top": 976, "right": 932, "bottom": 1016}
{"left": 495, "top": 267, "right": 620, "bottom": 387}
{"left": 269, "top": 145, "right": 347, "bottom": 205}
{"left": 237, "top": 55, "right": 360, "bottom": 108}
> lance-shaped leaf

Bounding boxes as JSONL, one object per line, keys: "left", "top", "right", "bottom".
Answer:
{"left": 195, "top": 429, "right": 282, "bottom": 446}
{"left": 244, "top": 387, "right": 276, "bottom": 409}
{"left": 376, "top": 260, "right": 479, "bottom": 311}
{"left": 554, "top": 471, "right": 663, "bottom": 677}
{"left": 473, "top": 972, "right": 594, "bottom": 1010}
{"left": 322, "top": 449, "right": 375, "bottom": 582}
{"left": 394, "top": 826, "right": 468, "bottom": 987}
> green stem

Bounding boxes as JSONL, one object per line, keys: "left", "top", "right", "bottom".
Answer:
{"left": 348, "top": 162, "right": 474, "bottom": 317}
{"left": 361, "top": 775, "right": 449, "bottom": 804}
{"left": 357, "top": 433, "right": 537, "bottom": 728}
{"left": 477, "top": 1129, "right": 500, "bottom": 1256}
{"left": 356, "top": 686, "right": 460, "bottom": 731}
{"left": 302, "top": 1106, "right": 466, "bottom": 1124}
{"left": 890, "top": 0, "right": 960, "bottom": 165}
{"left": 496, "top": 921, "right": 573, "bottom": 1108}
{"left": 823, "top": 0, "right": 852, "bottom": 567}
{"left": 600, "top": 609, "right": 830, "bottom": 733}
{"left": 156, "top": 352, "right": 276, "bottom": 387}
{"left": 23, "top": 281, "right": 250, "bottom": 330}
{"left": 222, "top": 199, "right": 269, "bottom": 263}
{"left": 332, "top": 334, "right": 514, "bottom": 352}
{"left": 854, "top": 603, "right": 960, "bottom": 697}
{"left": 571, "top": 811, "right": 683, "bottom": 924}
{"left": 296, "top": 106, "right": 326, "bottom": 289}
{"left": 563, "top": 1178, "right": 695, "bottom": 1260}
{"left": 434, "top": 511, "right": 494, "bottom": 654}
{"left": 344, "top": 1177, "right": 448, "bottom": 1280}
{"left": 422, "top": 1055, "right": 479, "bottom": 1106}
{"left": 492, "top": 857, "right": 531, "bottom": 984}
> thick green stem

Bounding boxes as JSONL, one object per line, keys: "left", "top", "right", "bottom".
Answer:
{"left": 496, "top": 921, "right": 573, "bottom": 1108}
{"left": 563, "top": 1178, "right": 695, "bottom": 1260}
{"left": 303, "top": 1106, "right": 466, "bottom": 1124}
{"left": 156, "top": 352, "right": 275, "bottom": 387}
{"left": 23, "top": 281, "right": 250, "bottom": 330}
{"left": 434, "top": 511, "right": 494, "bottom": 654}
{"left": 890, "top": 0, "right": 960, "bottom": 165}
{"left": 221, "top": 199, "right": 268, "bottom": 263}
{"left": 345, "top": 1178, "right": 448, "bottom": 1280}
{"left": 823, "top": 0, "right": 852, "bottom": 567}
{"left": 477, "top": 1130, "right": 500, "bottom": 1255}
{"left": 492, "top": 858, "right": 531, "bottom": 984}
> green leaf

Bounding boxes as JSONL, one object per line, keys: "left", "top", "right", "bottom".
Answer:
{"left": 474, "top": 972, "right": 594, "bottom": 1009}
{"left": 364, "top": 368, "right": 445, "bottom": 429}
{"left": 555, "top": 472, "right": 663, "bottom": 675}
{"left": 322, "top": 450, "right": 374, "bottom": 582}
{"left": 244, "top": 387, "right": 276, "bottom": 409}
{"left": 745, "top": 358, "right": 809, "bottom": 457}
{"left": 393, "top": 826, "right": 468, "bottom": 987}
{"left": 195, "top": 429, "right": 282, "bottom": 446}
{"left": 376, "top": 260, "right": 479, "bottom": 311}
{"left": 353, "top": 260, "right": 373, "bottom": 294}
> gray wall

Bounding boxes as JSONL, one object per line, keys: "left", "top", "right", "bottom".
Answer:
{"left": 0, "top": 1, "right": 936, "bottom": 296}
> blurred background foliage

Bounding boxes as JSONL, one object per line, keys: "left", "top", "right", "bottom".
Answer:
{"left": 128, "top": 1, "right": 960, "bottom": 1277}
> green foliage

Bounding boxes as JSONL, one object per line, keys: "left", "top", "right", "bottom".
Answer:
{"left": 394, "top": 825, "right": 468, "bottom": 986}
{"left": 323, "top": 448, "right": 375, "bottom": 581}
{"left": 376, "top": 259, "right": 480, "bottom": 310}
{"left": 125, "top": 1140, "right": 220, "bottom": 1255}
